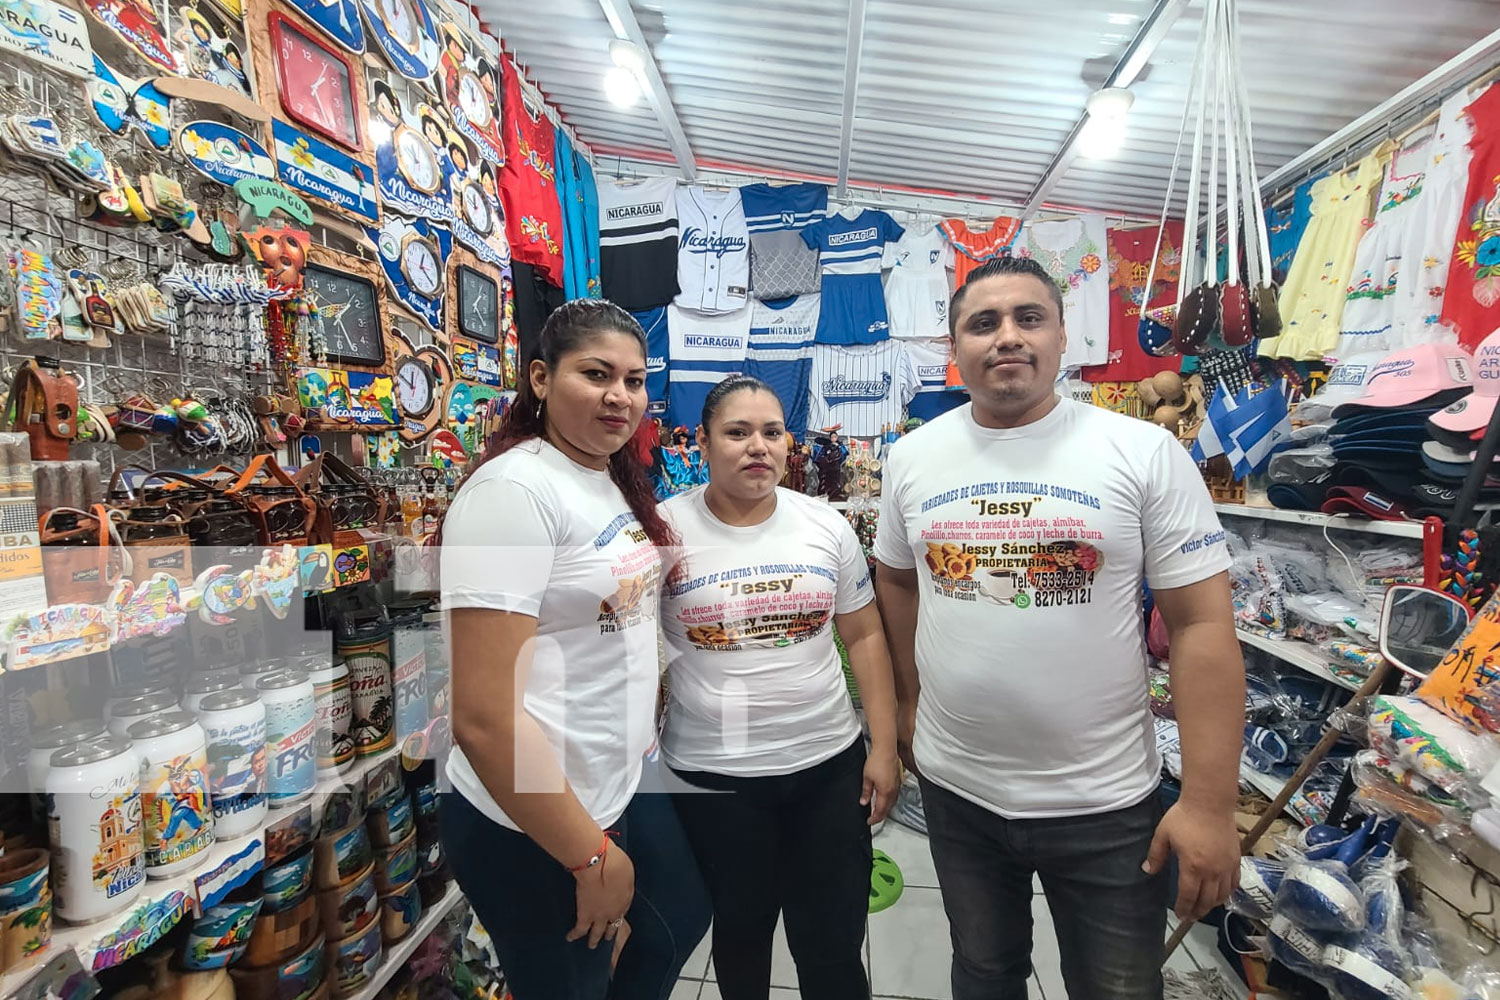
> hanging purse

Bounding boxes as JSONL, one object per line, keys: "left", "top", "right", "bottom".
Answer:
{"left": 40, "top": 504, "right": 130, "bottom": 605}
{"left": 1172, "top": 0, "right": 1223, "bottom": 356}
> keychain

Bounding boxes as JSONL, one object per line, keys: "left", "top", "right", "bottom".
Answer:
{"left": 9, "top": 245, "right": 62, "bottom": 341}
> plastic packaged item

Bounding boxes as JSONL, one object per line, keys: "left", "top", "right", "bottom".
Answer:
{"left": 1369, "top": 695, "right": 1499, "bottom": 799}
{"left": 1229, "top": 856, "right": 1285, "bottom": 921}
{"left": 1266, "top": 913, "right": 1334, "bottom": 981}
{"left": 1274, "top": 823, "right": 1369, "bottom": 933}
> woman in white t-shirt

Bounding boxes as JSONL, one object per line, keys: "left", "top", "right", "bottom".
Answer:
{"left": 661, "top": 375, "right": 900, "bottom": 1000}
{"left": 440, "top": 300, "right": 710, "bottom": 1000}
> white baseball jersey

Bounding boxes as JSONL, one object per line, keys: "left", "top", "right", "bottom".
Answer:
{"left": 806, "top": 341, "right": 920, "bottom": 438}
{"left": 744, "top": 294, "right": 820, "bottom": 438}
{"left": 675, "top": 187, "right": 750, "bottom": 315}
{"left": 666, "top": 304, "right": 750, "bottom": 431}
{"left": 884, "top": 225, "right": 955, "bottom": 339}
{"left": 598, "top": 177, "right": 681, "bottom": 311}
{"left": 903, "top": 338, "right": 968, "bottom": 422}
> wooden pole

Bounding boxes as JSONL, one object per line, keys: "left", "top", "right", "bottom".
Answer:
{"left": 1161, "top": 659, "right": 1394, "bottom": 964}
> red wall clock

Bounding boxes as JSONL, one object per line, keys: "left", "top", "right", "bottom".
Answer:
{"left": 269, "top": 11, "right": 362, "bottom": 151}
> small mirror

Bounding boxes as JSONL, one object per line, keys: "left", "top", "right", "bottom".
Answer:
{"left": 1379, "top": 585, "right": 1473, "bottom": 679}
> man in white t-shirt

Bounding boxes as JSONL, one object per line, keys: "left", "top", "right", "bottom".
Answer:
{"left": 873, "top": 256, "right": 1243, "bottom": 1000}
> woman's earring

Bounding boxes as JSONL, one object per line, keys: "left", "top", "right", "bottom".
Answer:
{"left": 535, "top": 400, "right": 543, "bottom": 420}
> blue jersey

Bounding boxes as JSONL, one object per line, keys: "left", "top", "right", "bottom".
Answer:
{"left": 665, "top": 304, "right": 749, "bottom": 431}
{"left": 801, "top": 209, "right": 904, "bottom": 345}
{"left": 632, "top": 306, "right": 670, "bottom": 416}
{"left": 743, "top": 295, "right": 819, "bottom": 438}
{"left": 903, "top": 338, "right": 968, "bottom": 422}
{"left": 740, "top": 182, "right": 827, "bottom": 233}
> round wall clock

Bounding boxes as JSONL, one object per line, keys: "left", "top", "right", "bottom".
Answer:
{"left": 459, "top": 181, "right": 493, "bottom": 235}
{"left": 395, "top": 355, "right": 436, "bottom": 419}
{"left": 378, "top": 0, "right": 418, "bottom": 48}
{"left": 456, "top": 71, "right": 491, "bottom": 126}
{"left": 394, "top": 125, "right": 441, "bottom": 193}
{"left": 399, "top": 233, "right": 442, "bottom": 297}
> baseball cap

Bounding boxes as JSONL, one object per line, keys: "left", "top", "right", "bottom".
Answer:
{"left": 1421, "top": 439, "right": 1500, "bottom": 466}
{"left": 1330, "top": 344, "right": 1473, "bottom": 417}
{"left": 1320, "top": 486, "right": 1415, "bottom": 522}
{"left": 1268, "top": 478, "right": 1333, "bottom": 511}
{"left": 1294, "top": 351, "right": 1386, "bottom": 422}
{"left": 1430, "top": 327, "right": 1500, "bottom": 434}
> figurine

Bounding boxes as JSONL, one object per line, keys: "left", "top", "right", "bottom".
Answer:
{"left": 783, "top": 435, "right": 811, "bottom": 494}
{"left": 812, "top": 432, "right": 848, "bottom": 502}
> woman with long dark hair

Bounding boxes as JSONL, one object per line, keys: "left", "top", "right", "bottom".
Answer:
{"left": 660, "top": 375, "right": 899, "bottom": 1000}
{"left": 440, "top": 300, "right": 710, "bottom": 1000}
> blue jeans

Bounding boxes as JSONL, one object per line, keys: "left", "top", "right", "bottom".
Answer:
{"left": 919, "top": 777, "right": 1168, "bottom": 1000}
{"left": 441, "top": 787, "right": 712, "bottom": 1000}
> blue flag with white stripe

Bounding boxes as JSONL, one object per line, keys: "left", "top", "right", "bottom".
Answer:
{"left": 1189, "top": 380, "right": 1293, "bottom": 479}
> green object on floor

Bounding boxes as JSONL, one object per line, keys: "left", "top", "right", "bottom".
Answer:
{"left": 869, "top": 849, "right": 904, "bottom": 913}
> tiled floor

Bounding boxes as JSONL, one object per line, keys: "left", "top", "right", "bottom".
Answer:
{"left": 670, "top": 821, "right": 1248, "bottom": 1000}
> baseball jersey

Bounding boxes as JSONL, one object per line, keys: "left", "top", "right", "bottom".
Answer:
{"left": 666, "top": 304, "right": 750, "bottom": 431}
{"left": 802, "top": 209, "right": 905, "bottom": 345}
{"left": 744, "top": 295, "right": 820, "bottom": 438}
{"left": 632, "top": 306, "right": 670, "bottom": 416}
{"left": 884, "top": 225, "right": 955, "bottom": 339}
{"left": 903, "top": 338, "right": 968, "bottom": 422}
{"left": 675, "top": 187, "right": 750, "bottom": 314}
{"left": 807, "top": 340, "right": 920, "bottom": 438}
{"left": 741, "top": 182, "right": 827, "bottom": 299}
{"left": 500, "top": 59, "right": 565, "bottom": 287}
{"left": 599, "top": 177, "right": 681, "bottom": 310}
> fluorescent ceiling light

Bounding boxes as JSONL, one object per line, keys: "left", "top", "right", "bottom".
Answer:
{"left": 603, "top": 64, "right": 641, "bottom": 107}
{"left": 1078, "top": 86, "right": 1134, "bottom": 158}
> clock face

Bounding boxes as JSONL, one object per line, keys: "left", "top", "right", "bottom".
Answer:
{"left": 395, "top": 126, "right": 440, "bottom": 193}
{"left": 395, "top": 357, "right": 435, "bottom": 417}
{"left": 458, "top": 265, "right": 498, "bottom": 343}
{"left": 271, "top": 14, "right": 360, "bottom": 150}
{"left": 457, "top": 72, "right": 490, "bottom": 126}
{"left": 304, "top": 263, "right": 385, "bottom": 367}
{"left": 460, "top": 182, "right": 491, "bottom": 234}
{"left": 402, "top": 237, "right": 442, "bottom": 297}
{"left": 380, "top": 0, "right": 417, "bottom": 48}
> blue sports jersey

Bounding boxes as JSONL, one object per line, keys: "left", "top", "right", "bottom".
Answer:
{"left": 665, "top": 304, "right": 749, "bottom": 431}
{"left": 801, "top": 209, "right": 904, "bottom": 345}
{"left": 743, "top": 295, "right": 819, "bottom": 438}
{"left": 739, "top": 182, "right": 828, "bottom": 233}
{"left": 632, "top": 306, "right": 670, "bottom": 416}
{"left": 903, "top": 338, "right": 968, "bottom": 422}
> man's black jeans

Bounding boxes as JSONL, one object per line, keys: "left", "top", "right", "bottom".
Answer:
{"left": 920, "top": 776, "right": 1169, "bottom": 1000}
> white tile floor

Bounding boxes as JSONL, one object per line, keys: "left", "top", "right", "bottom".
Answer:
{"left": 670, "top": 821, "right": 1248, "bottom": 1000}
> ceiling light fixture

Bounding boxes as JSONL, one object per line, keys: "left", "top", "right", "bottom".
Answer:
{"left": 604, "top": 39, "right": 644, "bottom": 108}
{"left": 1077, "top": 86, "right": 1135, "bottom": 159}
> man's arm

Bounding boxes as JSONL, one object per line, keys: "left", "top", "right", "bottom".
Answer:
{"left": 875, "top": 561, "right": 922, "bottom": 775}
{"left": 1144, "top": 571, "right": 1245, "bottom": 921}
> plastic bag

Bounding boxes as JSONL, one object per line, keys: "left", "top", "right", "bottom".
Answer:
{"left": 1275, "top": 822, "right": 1370, "bottom": 933}
{"left": 1228, "top": 855, "right": 1285, "bottom": 921}
{"left": 1352, "top": 751, "right": 1471, "bottom": 837}
{"left": 1368, "top": 695, "right": 1500, "bottom": 799}
{"left": 1266, "top": 913, "right": 1337, "bottom": 982}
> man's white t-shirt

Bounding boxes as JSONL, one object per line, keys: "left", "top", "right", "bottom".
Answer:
{"left": 873, "top": 398, "right": 1228, "bottom": 818}
{"left": 660, "top": 487, "right": 873, "bottom": 776}
{"left": 440, "top": 439, "right": 663, "bottom": 830}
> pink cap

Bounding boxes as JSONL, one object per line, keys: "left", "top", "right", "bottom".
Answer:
{"left": 1334, "top": 343, "right": 1473, "bottom": 412}
{"left": 1431, "top": 328, "right": 1500, "bottom": 433}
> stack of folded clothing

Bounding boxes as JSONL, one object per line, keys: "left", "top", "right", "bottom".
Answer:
{"left": 1423, "top": 329, "right": 1500, "bottom": 502}
{"left": 1267, "top": 344, "right": 1473, "bottom": 521}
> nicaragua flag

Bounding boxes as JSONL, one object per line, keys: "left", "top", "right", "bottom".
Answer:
{"left": 1189, "top": 380, "right": 1239, "bottom": 463}
{"left": 1224, "top": 381, "right": 1294, "bottom": 480}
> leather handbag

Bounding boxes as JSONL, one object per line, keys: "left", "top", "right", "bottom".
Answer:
{"left": 7, "top": 359, "right": 77, "bottom": 462}
{"left": 294, "top": 455, "right": 381, "bottom": 547}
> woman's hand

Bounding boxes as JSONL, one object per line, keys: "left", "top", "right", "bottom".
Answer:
{"left": 568, "top": 841, "right": 636, "bottom": 949}
{"left": 861, "top": 747, "right": 901, "bottom": 825}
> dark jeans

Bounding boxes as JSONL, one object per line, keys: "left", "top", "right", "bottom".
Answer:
{"left": 441, "top": 788, "right": 711, "bottom": 1000}
{"left": 670, "top": 739, "right": 872, "bottom": 1000}
{"left": 919, "top": 776, "right": 1168, "bottom": 1000}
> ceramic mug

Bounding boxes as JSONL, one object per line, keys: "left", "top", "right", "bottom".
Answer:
{"left": 316, "top": 861, "right": 377, "bottom": 940}
{"left": 263, "top": 845, "right": 315, "bottom": 913}
{"left": 977, "top": 569, "right": 1020, "bottom": 605}
{"left": 373, "top": 830, "right": 417, "bottom": 895}
{"left": 326, "top": 918, "right": 382, "bottom": 998}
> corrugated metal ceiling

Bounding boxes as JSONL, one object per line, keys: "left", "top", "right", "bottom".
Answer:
{"left": 488, "top": 0, "right": 1498, "bottom": 216}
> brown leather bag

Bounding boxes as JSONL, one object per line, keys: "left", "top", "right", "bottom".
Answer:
{"left": 7, "top": 359, "right": 77, "bottom": 461}
{"left": 293, "top": 454, "right": 382, "bottom": 547}
{"left": 224, "top": 454, "right": 326, "bottom": 547}
{"left": 40, "top": 504, "right": 129, "bottom": 604}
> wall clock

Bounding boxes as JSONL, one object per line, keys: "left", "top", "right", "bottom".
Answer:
{"left": 400, "top": 232, "right": 443, "bottom": 298}
{"left": 304, "top": 262, "right": 385, "bottom": 367}
{"left": 269, "top": 12, "right": 361, "bottom": 151}
{"left": 456, "top": 264, "right": 498, "bottom": 344}
{"left": 394, "top": 354, "right": 435, "bottom": 419}
{"left": 457, "top": 180, "right": 493, "bottom": 236}
{"left": 455, "top": 70, "right": 490, "bottom": 127}
{"left": 393, "top": 125, "right": 441, "bottom": 194}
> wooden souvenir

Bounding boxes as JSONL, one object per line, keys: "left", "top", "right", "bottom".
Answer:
{"left": 444, "top": 247, "right": 498, "bottom": 344}
{"left": 390, "top": 335, "right": 450, "bottom": 444}
{"left": 164, "top": 0, "right": 257, "bottom": 105}
{"left": 151, "top": 76, "right": 269, "bottom": 122}
{"left": 241, "top": 892, "right": 318, "bottom": 967}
